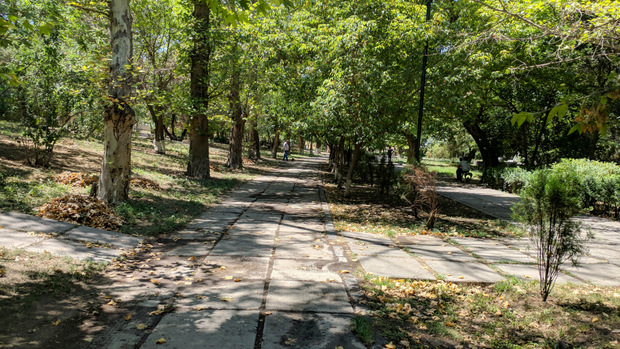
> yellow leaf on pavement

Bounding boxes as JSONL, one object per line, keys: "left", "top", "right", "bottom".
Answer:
{"left": 338, "top": 270, "right": 350, "bottom": 274}
{"left": 155, "top": 337, "right": 167, "bottom": 344}
{"left": 234, "top": 278, "right": 242, "bottom": 282}
{"left": 385, "top": 342, "right": 397, "bottom": 349}
{"left": 52, "top": 319, "right": 61, "bottom": 326}
{"left": 137, "top": 323, "right": 147, "bottom": 330}
{"left": 220, "top": 297, "right": 234, "bottom": 302}
{"left": 150, "top": 279, "right": 160, "bottom": 285}
{"left": 125, "top": 314, "right": 132, "bottom": 321}
{"left": 223, "top": 276, "right": 233, "bottom": 280}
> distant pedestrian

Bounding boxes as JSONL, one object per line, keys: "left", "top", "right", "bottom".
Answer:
{"left": 456, "top": 157, "right": 470, "bottom": 181}
{"left": 282, "top": 140, "right": 290, "bottom": 161}
{"left": 387, "top": 146, "right": 393, "bottom": 162}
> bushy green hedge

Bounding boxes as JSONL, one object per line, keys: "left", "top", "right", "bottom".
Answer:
{"left": 499, "top": 159, "right": 620, "bottom": 217}
{"left": 501, "top": 167, "right": 533, "bottom": 194}
{"left": 551, "top": 159, "right": 620, "bottom": 215}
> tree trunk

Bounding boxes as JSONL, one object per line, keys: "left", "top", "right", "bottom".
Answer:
{"left": 336, "top": 136, "right": 345, "bottom": 188}
{"left": 297, "top": 135, "right": 304, "bottom": 155}
{"left": 247, "top": 117, "right": 260, "bottom": 160}
{"left": 405, "top": 132, "right": 417, "bottom": 164}
{"left": 147, "top": 104, "right": 166, "bottom": 154}
{"left": 97, "top": 0, "right": 134, "bottom": 205}
{"left": 463, "top": 119, "right": 500, "bottom": 178}
{"left": 187, "top": 1, "right": 211, "bottom": 179}
{"left": 344, "top": 142, "right": 362, "bottom": 197}
{"left": 226, "top": 68, "right": 245, "bottom": 169}
{"left": 272, "top": 128, "right": 280, "bottom": 159}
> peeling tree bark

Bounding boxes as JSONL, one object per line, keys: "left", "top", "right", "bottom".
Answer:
{"left": 97, "top": 0, "right": 135, "bottom": 205}
{"left": 187, "top": 1, "right": 211, "bottom": 179}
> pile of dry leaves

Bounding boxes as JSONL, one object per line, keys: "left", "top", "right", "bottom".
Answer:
{"left": 130, "top": 177, "right": 160, "bottom": 190}
{"left": 38, "top": 194, "right": 123, "bottom": 230}
{"left": 54, "top": 172, "right": 98, "bottom": 188}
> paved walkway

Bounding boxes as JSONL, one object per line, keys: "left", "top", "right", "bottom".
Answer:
{"left": 1, "top": 157, "right": 620, "bottom": 347}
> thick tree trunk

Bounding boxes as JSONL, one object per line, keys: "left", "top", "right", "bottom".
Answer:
{"left": 226, "top": 69, "right": 245, "bottom": 169}
{"left": 97, "top": 0, "right": 134, "bottom": 205}
{"left": 187, "top": 1, "right": 211, "bottom": 179}
{"left": 272, "top": 128, "right": 280, "bottom": 159}
{"left": 344, "top": 142, "right": 362, "bottom": 197}
{"left": 247, "top": 117, "right": 260, "bottom": 160}
{"left": 463, "top": 119, "right": 500, "bottom": 180}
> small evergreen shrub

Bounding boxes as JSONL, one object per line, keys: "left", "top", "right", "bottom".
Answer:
{"left": 513, "top": 168, "right": 591, "bottom": 302}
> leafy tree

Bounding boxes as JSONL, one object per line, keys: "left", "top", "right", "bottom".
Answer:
{"left": 96, "top": 0, "right": 135, "bottom": 204}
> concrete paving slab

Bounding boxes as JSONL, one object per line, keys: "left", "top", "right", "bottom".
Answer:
{"left": 493, "top": 264, "right": 583, "bottom": 284}
{"left": 239, "top": 212, "right": 283, "bottom": 222}
{"left": 63, "top": 225, "right": 143, "bottom": 249}
{"left": 175, "top": 281, "right": 265, "bottom": 310}
{"left": 164, "top": 241, "right": 214, "bottom": 256}
{"left": 453, "top": 237, "right": 535, "bottom": 263}
{"left": 209, "top": 235, "right": 275, "bottom": 257}
{"left": 95, "top": 282, "right": 174, "bottom": 303}
{"left": 277, "top": 233, "right": 325, "bottom": 244}
{"left": 168, "top": 229, "right": 221, "bottom": 241}
{"left": 338, "top": 231, "right": 393, "bottom": 246}
{"left": 395, "top": 234, "right": 445, "bottom": 246}
{"left": 275, "top": 241, "right": 335, "bottom": 260}
{"left": 406, "top": 244, "right": 478, "bottom": 262}
{"left": 207, "top": 206, "right": 246, "bottom": 215}
{"left": 0, "top": 211, "right": 75, "bottom": 234}
{"left": 271, "top": 259, "right": 341, "bottom": 282}
{"left": 266, "top": 280, "right": 353, "bottom": 313}
{"left": 357, "top": 254, "right": 436, "bottom": 280}
{"left": 227, "top": 221, "right": 280, "bottom": 235}
{"left": 343, "top": 237, "right": 405, "bottom": 257}
{"left": 424, "top": 260, "right": 505, "bottom": 283}
{"left": 141, "top": 310, "right": 259, "bottom": 349}
{"left": 184, "top": 212, "right": 239, "bottom": 230}
{"left": 25, "top": 238, "right": 122, "bottom": 262}
{"left": 261, "top": 312, "right": 366, "bottom": 349}
{"left": 564, "top": 263, "right": 620, "bottom": 286}
{"left": 0, "top": 228, "right": 45, "bottom": 248}
{"left": 202, "top": 256, "right": 270, "bottom": 280}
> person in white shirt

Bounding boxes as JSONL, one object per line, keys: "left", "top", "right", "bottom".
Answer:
{"left": 282, "top": 140, "right": 290, "bottom": 161}
{"left": 456, "top": 157, "right": 470, "bottom": 181}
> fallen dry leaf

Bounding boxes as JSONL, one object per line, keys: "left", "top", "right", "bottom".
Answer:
{"left": 137, "top": 324, "right": 148, "bottom": 330}
{"left": 155, "top": 337, "right": 167, "bottom": 344}
{"left": 125, "top": 314, "right": 132, "bottom": 321}
{"left": 52, "top": 319, "right": 61, "bottom": 326}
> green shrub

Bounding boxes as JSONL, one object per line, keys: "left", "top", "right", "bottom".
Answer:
{"left": 513, "top": 169, "right": 590, "bottom": 302}
{"left": 501, "top": 167, "right": 532, "bottom": 194}
{"left": 551, "top": 159, "right": 620, "bottom": 214}
{"left": 483, "top": 166, "right": 506, "bottom": 188}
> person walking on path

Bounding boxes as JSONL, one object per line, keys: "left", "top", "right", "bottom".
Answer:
{"left": 283, "top": 139, "right": 290, "bottom": 161}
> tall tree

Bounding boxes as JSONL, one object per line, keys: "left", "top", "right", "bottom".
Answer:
{"left": 187, "top": 0, "right": 212, "bottom": 179}
{"left": 97, "top": 0, "right": 135, "bottom": 204}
